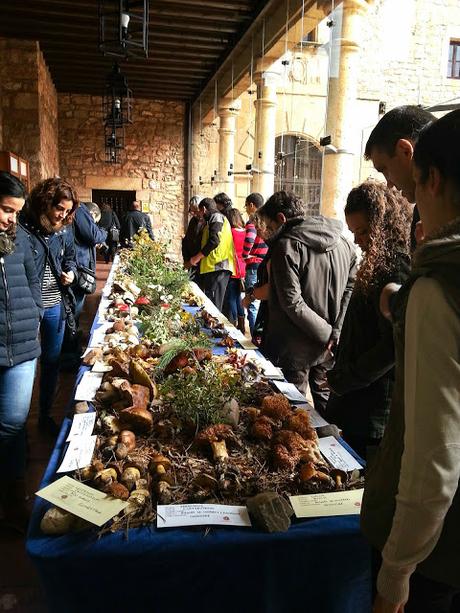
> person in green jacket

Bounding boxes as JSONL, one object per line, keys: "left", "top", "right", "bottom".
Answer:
{"left": 190, "top": 197, "right": 234, "bottom": 311}
{"left": 362, "top": 110, "right": 460, "bottom": 612}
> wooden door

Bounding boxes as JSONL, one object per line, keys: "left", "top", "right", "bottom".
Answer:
{"left": 91, "top": 189, "right": 136, "bottom": 220}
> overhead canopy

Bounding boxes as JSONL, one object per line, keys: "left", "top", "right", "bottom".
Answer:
{"left": 0, "top": 0, "right": 265, "bottom": 100}
{"left": 0, "top": 0, "right": 333, "bottom": 103}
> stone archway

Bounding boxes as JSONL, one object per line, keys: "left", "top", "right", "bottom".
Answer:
{"left": 274, "top": 134, "right": 322, "bottom": 214}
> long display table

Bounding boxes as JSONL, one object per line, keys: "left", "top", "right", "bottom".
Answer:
{"left": 26, "top": 263, "right": 371, "bottom": 613}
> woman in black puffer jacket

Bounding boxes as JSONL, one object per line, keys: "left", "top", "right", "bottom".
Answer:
{"left": 0, "top": 172, "right": 42, "bottom": 532}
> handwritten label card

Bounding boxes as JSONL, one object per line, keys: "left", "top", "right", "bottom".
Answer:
{"left": 66, "top": 413, "right": 96, "bottom": 441}
{"left": 289, "top": 489, "right": 364, "bottom": 518}
{"left": 36, "top": 476, "right": 127, "bottom": 526}
{"left": 272, "top": 380, "right": 307, "bottom": 402}
{"left": 157, "top": 504, "right": 252, "bottom": 528}
{"left": 57, "top": 435, "right": 96, "bottom": 473}
{"left": 74, "top": 372, "right": 104, "bottom": 402}
{"left": 318, "top": 436, "right": 362, "bottom": 471}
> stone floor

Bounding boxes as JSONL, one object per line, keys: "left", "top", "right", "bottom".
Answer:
{"left": 0, "top": 259, "right": 111, "bottom": 613}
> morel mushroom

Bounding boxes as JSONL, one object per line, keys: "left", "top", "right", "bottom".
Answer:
{"left": 261, "top": 394, "right": 292, "bottom": 421}
{"left": 251, "top": 415, "right": 275, "bottom": 442}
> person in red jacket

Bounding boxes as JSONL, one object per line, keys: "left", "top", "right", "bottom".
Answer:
{"left": 224, "top": 208, "right": 246, "bottom": 331}
{"left": 242, "top": 192, "right": 268, "bottom": 334}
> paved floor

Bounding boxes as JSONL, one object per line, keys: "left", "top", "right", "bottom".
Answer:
{"left": 0, "top": 260, "right": 111, "bottom": 613}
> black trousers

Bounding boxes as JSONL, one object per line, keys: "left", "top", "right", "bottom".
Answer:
{"left": 283, "top": 357, "right": 333, "bottom": 415}
{"left": 202, "top": 270, "right": 231, "bottom": 313}
{"left": 372, "top": 549, "right": 460, "bottom": 612}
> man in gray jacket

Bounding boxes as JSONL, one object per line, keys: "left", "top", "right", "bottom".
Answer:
{"left": 259, "top": 191, "right": 357, "bottom": 414}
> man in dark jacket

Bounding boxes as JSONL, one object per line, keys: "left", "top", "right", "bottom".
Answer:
{"left": 259, "top": 191, "right": 357, "bottom": 414}
{"left": 120, "top": 200, "right": 154, "bottom": 248}
{"left": 73, "top": 202, "right": 107, "bottom": 319}
{"left": 364, "top": 105, "right": 435, "bottom": 251}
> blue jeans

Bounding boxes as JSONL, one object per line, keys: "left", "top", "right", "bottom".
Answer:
{"left": 40, "top": 303, "right": 65, "bottom": 418}
{"left": 245, "top": 267, "right": 260, "bottom": 334}
{"left": 0, "top": 358, "right": 37, "bottom": 478}
{"left": 226, "top": 278, "right": 244, "bottom": 322}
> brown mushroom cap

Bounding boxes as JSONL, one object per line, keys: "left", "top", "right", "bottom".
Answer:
{"left": 119, "top": 406, "right": 153, "bottom": 434}
{"left": 118, "top": 430, "right": 136, "bottom": 451}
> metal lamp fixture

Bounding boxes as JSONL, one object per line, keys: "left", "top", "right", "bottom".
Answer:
{"left": 103, "top": 63, "right": 131, "bottom": 164}
{"left": 102, "top": 63, "right": 132, "bottom": 127}
{"left": 104, "top": 124, "right": 125, "bottom": 164}
{"left": 99, "top": 0, "right": 149, "bottom": 59}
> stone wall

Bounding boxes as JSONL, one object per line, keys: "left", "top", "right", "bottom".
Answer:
{"left": 58, "top": 94, "right": 186, "bottom": 257}
{"left": 0, "top": 38, "right": 41, "bottom": 185}
{"left": 37, "top": 51, "right": 59, "bottom": 179}
{"left": 0, "top": 37, "right": 59, "bottom": 186}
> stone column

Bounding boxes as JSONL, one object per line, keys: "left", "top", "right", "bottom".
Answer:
{"left": 218, "top": 97, "right": 241, "bottom": 200}
{"left": 321, "top": 0, "right": 372, "bottom": 220}
{"left": 251, "top": 60, "right": 280, "bottom": 199}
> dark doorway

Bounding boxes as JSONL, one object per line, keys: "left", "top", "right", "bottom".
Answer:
{"left": 92, "top": 189, "right": 136, "bottom": 220}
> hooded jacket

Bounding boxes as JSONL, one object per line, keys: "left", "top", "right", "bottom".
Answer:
{"left": 73, "top": 204, "right": 107, "bottom": 271}
{"left": 265, "top": 216, "right": 357, "bottom": 370}
{"left": 361, "top": 220, "right": 460, "bottom": 602}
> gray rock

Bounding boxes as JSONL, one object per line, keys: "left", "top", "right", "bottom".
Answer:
{"left": 246, "top": 492, "right": 294, "bottom": 533}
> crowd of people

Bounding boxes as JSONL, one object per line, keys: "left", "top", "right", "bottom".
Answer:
{"left": 0, "top": 183, "right": 154, "bottom": 532}
{"left": 0, "top": 103, "right": 458, "bottom": 610}
{"left": 182, "top": 106, "right": 460, "bottom": 612}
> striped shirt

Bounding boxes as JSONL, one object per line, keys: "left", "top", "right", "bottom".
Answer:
{"left": 41, "top": 262, "right": 61, "bottom": 308}
{"left": 242, "top": 220, "right": 268, "bottom": 267}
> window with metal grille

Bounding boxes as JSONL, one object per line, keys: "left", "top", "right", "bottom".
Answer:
{"left": 274, "top": 135, "right": 322, "bottom": 215}
{"left": 448, "top": 40, "right": 460, "bottom": 79}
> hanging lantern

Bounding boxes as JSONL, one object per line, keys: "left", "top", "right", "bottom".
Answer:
{"left": 102, "top": 63, "right": 133, "bottom": 127}
{"left": 104, "top": 124, "right": 125, "bottom": 164}
{"left": 99, "top": 0, "right": 149, "bottom": 59}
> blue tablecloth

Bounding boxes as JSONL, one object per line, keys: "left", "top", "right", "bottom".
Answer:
{"left": 27, "top": 294, "right": 372, "bottom": 613}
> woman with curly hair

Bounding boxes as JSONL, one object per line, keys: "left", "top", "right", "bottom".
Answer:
{"left": 20, "top": 177, "right": 78, "bottom": 435}
{"left": 325, "top": 180, "right": 412, "bottom": 459}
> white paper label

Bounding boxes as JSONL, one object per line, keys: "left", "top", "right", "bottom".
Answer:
{"left": 272, "top": 380, "right": 307, "bottom": 402}
{"left": 289, "top": 489, "right": 364, "bottom": 518}
{"left": 57, "top": 435, "right": 96, "bottom": 473}
{"left": 74, "top": 371, "right": 104, "bottom": 402}
{"left": 157, "top": 504, "right": 252, "bottom": 528}
{"left": 36, "top": 476, "right": 127, "bottom": 526}
{"left": 318, "top": 436, "right": 362, "bottom": 471}
{"left": 66, "top": 413, "right": 96, "bottom": 441}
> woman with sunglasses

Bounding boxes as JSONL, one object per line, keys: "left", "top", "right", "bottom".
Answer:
{"left": 20, "top": 177, "right": 78, "bottom": 436}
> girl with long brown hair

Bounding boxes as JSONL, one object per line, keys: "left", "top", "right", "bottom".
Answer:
{"left": 325, "top": 180, "right": 412, "bottom": 459}
{"left": 20, "top": 177, "right": 78, "bottom": 435}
